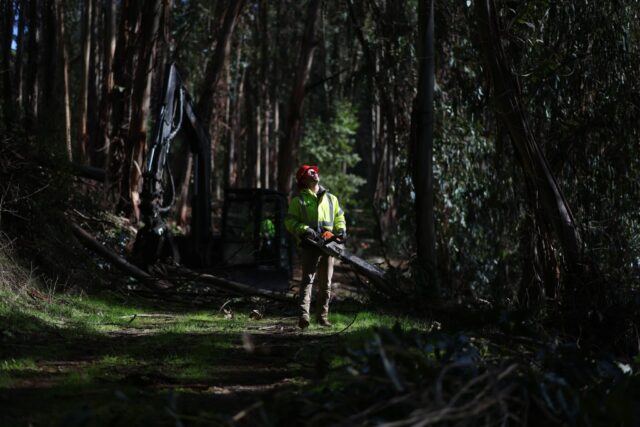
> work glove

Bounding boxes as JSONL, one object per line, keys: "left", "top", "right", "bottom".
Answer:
{"left": 335, "top": 230, "right": 347, "bottom": 243}
{"left": 303, "top": 228, "right": 319, "bottom": 240}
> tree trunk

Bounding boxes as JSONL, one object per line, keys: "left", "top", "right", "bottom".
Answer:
{"left": 174, "top": 0, "right": 243, "bottom": 224}
{"left": 1, "top": 0, "right": 15, "bottom": 130}
{"left": 177, "top": 154, "right": 193, "bottom": 227}
{"left": 476, "top": 0, "right": 583, "bottom": 286}
{"left": 23, "top": 0, "right": 38, "bottom": 132}
{"left": 411, "top": 0, "right": 438, "bottom": 296}
{"left": 97, "top": 0, "right": 116, "bottom": 168}
{"left": 54, "top": 0, "right": 71, "bottom": 160}
{"left": 87, "top": 0, "right": 100, "bottom": 163}
{"left": 244, "top": 70, "right": 258, "bottom": 188}
{"left": 105, "top": 0, "right": 138, "bottom": 208}
{"left": 195, "top": 0, "right": 245, "bottom": 127}
{"left": 15, "top": 0, "right": 26, "bottom": 116}
{"left": 36, "top": 0, "right": 59, "bottom": 142}
{"left": 277, "top": 0, "right": 321, "bottom": 195}
{"left": 118, "top": 0, "right": 163, "bottom": 219}
{"left": 258, "top": 0, "right": 270, "bottom": 189}
{"left": 226, "top": 49, "right": 245, "bottom": 189}
{"left": 78, "top": 0, "right": 93, "bottom": 163}
{"left": 23, "top": 0, "right": 40, "bottom": 132}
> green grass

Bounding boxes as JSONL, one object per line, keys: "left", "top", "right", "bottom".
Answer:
{"left": 0, "top": 281, "right": 432, "bottom": 425}
{"left": 0, "top": 357, "right": 37, "bottom": 371}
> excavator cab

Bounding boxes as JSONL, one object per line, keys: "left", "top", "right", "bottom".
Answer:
{"left": 219, "top": 189, "right": 292, "bottom": 288}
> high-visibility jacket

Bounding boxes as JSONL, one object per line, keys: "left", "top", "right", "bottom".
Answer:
{"left": 285, "top": 186, "right": 346, "bottom": 242}
{"left": 260, "top": 218, "right": 275, "bottom": 239}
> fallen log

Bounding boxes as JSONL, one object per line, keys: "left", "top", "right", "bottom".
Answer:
{"left": 69, "top": 220, "right": 296, "bottom": 303}
{"left": 69, "top": 220, "right": 153, "bottom": 282}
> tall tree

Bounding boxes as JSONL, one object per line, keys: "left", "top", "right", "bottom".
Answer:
{"left": 119, "top": 0, "right": 164, "bottom": 218}
{"left": 78, "top": 0, "right": 93, "bottom": 163}
{"left": 23, "top": 0, "right": 38, "bottom": 131}
{"left": 277, "top": 0, "right": 321, "bottom": 194}
{"left": 1, "top": 0, "right": 16, "bottom": 129}
{"left": 475, "top": 0, "right": 584, "bottom": 294}
{"left": 411, "top": 0, "right": 438, "bottom": 296}
{"left": 54, "top": 0, "right": 71, "bottom": 160}
{"left": 175, "top": 0, "right": 244, "bottom": 224}
{"left": 14, "top": 0, "right": 25, "bottom": 117}
{"left": 195, "top": 0, "right": 245, "bottom": 127}
{"left": 96, "top": 0, "right": 116, "bottom": 167}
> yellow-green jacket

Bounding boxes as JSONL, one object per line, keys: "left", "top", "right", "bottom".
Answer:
{"left": 285, "top": 186, "right": 346, "bottom": 242}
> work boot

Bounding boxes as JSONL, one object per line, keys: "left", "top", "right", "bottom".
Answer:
{"left": 317, "top": 317, "right": 332, "bottom": 327}
{"left": 298, "top": 316, "right": 310, "bottom": 329}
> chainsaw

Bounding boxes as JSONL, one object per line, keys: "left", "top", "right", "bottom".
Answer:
{"left": 304, "top": 231, "right": 387, "bottom": 287}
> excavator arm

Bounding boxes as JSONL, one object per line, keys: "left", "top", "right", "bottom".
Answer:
{"left": 133, "top": 63, "right": 211, "bottom": 268}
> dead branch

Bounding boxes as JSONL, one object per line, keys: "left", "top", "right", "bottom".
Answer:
{"left": 68, "top": 220, "right": 153, "bottom": 282}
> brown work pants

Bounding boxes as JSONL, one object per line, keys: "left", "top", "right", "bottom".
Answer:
{"left": 299, "top": 246, "right": 334, "bottom": 321}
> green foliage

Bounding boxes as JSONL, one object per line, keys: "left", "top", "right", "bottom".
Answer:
{"left": 301, "top": 100, "right": 365, "bottom": 207}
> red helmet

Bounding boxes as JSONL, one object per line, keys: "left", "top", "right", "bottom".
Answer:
{"left": 295, "top": 164, "right": 319, "bottom": 182}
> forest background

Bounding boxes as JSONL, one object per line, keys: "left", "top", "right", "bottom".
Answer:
{"left": 1, "top": 0, "right": 640, "bottom": 425}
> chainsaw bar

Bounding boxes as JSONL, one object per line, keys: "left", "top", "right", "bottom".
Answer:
{"left": 304, "top": 238, "right": 387, "bottom": 286}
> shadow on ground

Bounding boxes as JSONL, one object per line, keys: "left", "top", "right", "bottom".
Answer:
{"left": 0, "top": 295, "right": 374, "bottom": 426}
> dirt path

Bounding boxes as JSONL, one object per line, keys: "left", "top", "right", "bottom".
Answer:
{"left": 0, "top": 299, "right": 356, "bottom": 426}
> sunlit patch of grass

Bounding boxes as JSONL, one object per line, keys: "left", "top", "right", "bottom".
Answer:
{"left": 298, "top": 310, "right": 429, "bottom": 338}
{"left": 97, "top": 355, "right": 138, "bottom": 368}
{"left": 172, "top": 363, "right": 211, "bottom": 381}
{"left": 0, "top": 358, "right": 37, "bottom": 371}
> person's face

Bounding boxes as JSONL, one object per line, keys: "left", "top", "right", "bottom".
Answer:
{"left": 304, "top": 169, "right": 320, "bottom": 186}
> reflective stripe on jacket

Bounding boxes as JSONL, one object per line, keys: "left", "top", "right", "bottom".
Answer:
{"left": 285, "top": 186, "right": 346, "bottom": 242}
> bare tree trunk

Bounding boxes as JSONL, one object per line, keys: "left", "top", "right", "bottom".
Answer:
{"left": 1, "top": 0, "right": 15, "bottom": 129}
{"left": 97, "top": 0, "right": 116, "bottom": 168}
{"left": 177, "top": 155, "right": 193, "bottom": 227}
{"left": 258, "top": 0, "right": 270, "bottom": 189}
{"left": 37, "top": 0, "right": 57, "bottom": 138}
{"left": 277, "top": 0, "right": 321, "bottom": 194}
{"left": 269, "top": 1, "right": 282, "bottom": 189}
{"left": 54, "top": 0, "right": 71, "bottom": 160}
{"left": 78, "top": 0, "right": 93, "bottom": 163}
{"left": 411, "top": 0, "right": 438, "bottom": 295}
{"left": 15, "top": 0, "right": 26, "bottom": 116}
{"left": 195, "top": 0, "right": 245, "bottom": 126}
{"left": 261, "top": 99, "right": 270, "bottom": 189}
{"left": 105, "top": 0, "right": 138, "bottom": 208}
{"left": 119, "top": 0, "right": 163, "bottom": 219}
{"left": 87, "top": 0, "right": 100, "bottom": 163}
{"left": 476, "top": 0, "right": 583, "bottom": 285}
{"left": 175, "top": 0, "right": 242, "bottom": 223}
{"left": 244, "top": 71, "right": 258, "bottom": 188}
{"left": 223, "top": 44, "right": 244, "bottom": 190}
{"left": 23, "top": 0, "right": 38, "bottom": 132}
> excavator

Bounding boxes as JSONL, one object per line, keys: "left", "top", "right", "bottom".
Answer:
{"left": 132, "top": 63, "right": 387, "bottom": 289}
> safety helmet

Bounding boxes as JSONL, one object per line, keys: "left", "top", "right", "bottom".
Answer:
{"left": 295, "top": 164, "right": 319, "bottom": 182}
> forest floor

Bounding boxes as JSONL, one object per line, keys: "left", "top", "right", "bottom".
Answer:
{"left": 2, "top": 249, "right": 640, "bottom": 426}
{"left": 0, "top": 258, "right": 421, "bottom": 426}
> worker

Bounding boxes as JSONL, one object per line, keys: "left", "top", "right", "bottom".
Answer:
{"left": 285, "top": 164, "right": 347, "bottom": 329}
{"left": 258, "top": 217, "right": 276, "bottom": 261}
